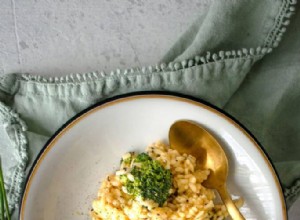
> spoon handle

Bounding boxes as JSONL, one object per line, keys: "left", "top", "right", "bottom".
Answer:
{"left": 218, "top": 184, "right": 245, "bottom": 220}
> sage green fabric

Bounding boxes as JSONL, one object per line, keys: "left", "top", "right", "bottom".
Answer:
{"left": 0, "top": 0, "right": 299, "bottom": 218}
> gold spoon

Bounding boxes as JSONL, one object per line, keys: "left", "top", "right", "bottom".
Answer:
{"left": 169, "top": 120, "right": 245, "bottom": 220}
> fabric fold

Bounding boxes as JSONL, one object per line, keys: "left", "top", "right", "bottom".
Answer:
{"left": 0, "top": 101, "right": 28, "bottom": 210}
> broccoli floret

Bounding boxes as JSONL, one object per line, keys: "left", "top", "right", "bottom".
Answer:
{"left": 120, "top": 153, "right": 172, "bottom": 206}
{"left": 134, "top": 152, "right": 152, "bottom": 162}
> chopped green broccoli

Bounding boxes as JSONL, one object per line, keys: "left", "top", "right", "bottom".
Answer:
{"left": 134, "top": 153, "right": 151, "bottom": 162}
{"left": 120, "top": 153, "right": 172, "bottom": 206}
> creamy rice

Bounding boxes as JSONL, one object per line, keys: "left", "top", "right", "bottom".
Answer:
{"left": 91, "top": 142, "right": 243, "bottom": 220}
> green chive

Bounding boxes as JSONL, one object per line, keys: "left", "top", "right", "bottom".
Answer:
{"left": 0, "top": 187, "right": 4, "bottom": 220}
{"left": 0, "top": 158, "right": 10, "bottom": 220}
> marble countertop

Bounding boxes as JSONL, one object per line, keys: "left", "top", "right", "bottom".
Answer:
{"left": 0, "top": 0, "right": 299, "bottom": 219}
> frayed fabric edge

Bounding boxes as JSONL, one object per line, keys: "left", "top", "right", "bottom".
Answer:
{"left": 0, "top": 102, "right": 28, "bottom": 211}
{"left": 20, "top": 47, "right": 272, "bottom": 84}
{"left": 263, "top": 0, "right": 297, "bottom": 48}
{"left": 285, "top": 179, "right": 300, "bottom": 208}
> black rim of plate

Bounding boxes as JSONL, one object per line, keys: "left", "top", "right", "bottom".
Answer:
{"left": 18, "top": 91, "right": 287, "bottom": 219}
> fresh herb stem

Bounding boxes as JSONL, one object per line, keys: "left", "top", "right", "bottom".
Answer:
{"left": 0, "top": 159, "right": 10, "bottom": 220}
{"left": 1, "top": 187, "right": 4, "bottom": 220}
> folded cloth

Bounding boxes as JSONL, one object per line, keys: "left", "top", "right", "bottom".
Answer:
{"left": 0, "top": 0, "right": 299, "bottom": 218}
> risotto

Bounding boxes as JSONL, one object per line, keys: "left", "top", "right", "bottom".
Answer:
{"left": 91, "top": 142, "right": 243, "bottom": 220}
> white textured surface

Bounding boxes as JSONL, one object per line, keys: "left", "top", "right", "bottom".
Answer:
{"left": 0, "top": 0, "right": 210, "bottom": 76}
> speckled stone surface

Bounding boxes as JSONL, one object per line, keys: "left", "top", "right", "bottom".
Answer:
{"left": 0, "top": 0, "right": 210, "bottom": 76}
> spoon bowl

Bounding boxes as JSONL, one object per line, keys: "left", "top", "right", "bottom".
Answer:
{"left": 169, "top": 120, "right": 245, "bottom": 220}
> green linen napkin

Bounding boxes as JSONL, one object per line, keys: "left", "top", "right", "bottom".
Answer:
{"left": 0, "top": 0, "right": 299, "bottom": 218}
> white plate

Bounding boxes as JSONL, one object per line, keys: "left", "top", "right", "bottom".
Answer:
{"left": 20, "top": 93, "right": 286, "bottom": 220}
